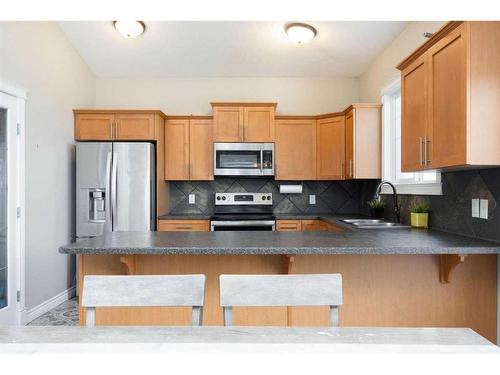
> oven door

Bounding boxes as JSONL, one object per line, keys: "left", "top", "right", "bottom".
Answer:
{"left": 210, "top": 220, "right": 276, "bottom": 231}
{"left": 214, "top": 143, "right": 274, "bottom": 176}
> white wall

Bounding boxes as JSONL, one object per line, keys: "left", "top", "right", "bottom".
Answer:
{"left": 0, "top": 22, "right": 95, "bottom": 310}
{"left": 359, "top": 21, "right": 445, "bottom": 102}
{"left": 96, "top": 77, "right": 359, "bottom": 115}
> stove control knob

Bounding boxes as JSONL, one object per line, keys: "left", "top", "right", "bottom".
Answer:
{"left": 222, "top": 196, "right": 226, "bottom": 201}
{"left": 216, "top": 196, "right": 221, "bottom": 201}
{"left": 267, "top": 196, "right": 271, "bottom": 200}
{"left": 262, "top": 196, "right": 266, "bottom": 200}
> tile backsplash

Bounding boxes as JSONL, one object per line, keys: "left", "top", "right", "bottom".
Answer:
{"left": 168, "top": 178, "right": 379, "bottom": 216}
{"left": 382, "top": 168, "right": 500, "bottom": 242}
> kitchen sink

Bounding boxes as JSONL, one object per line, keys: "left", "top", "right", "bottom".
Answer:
{"left": 341, "top": 219, "right": 410, "bottom": 229}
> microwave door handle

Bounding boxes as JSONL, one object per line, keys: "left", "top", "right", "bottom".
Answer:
{"left": 260, "top": 148, "right": 264, "bottom": 175}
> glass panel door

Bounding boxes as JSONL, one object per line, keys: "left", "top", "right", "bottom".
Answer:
{"left": 0, "top": 91, "right": 21, "bottom": 325}
{"left": 0, "top": 108, "right": 6, "bottom": 311}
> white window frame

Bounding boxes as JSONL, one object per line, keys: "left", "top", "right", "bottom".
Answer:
{"left": 380, "top": 78, "right": 442, "bottom": 196}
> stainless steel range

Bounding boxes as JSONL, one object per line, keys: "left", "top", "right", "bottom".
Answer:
{"left": 210, "top": 193, "right": 275, "bottom": 231}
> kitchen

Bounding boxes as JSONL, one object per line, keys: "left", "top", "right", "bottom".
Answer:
{"left": 1, "top": 4, "right": 500, "bottom": 372}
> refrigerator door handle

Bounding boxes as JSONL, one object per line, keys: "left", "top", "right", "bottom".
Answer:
{"left": 111, "top": 151, "right": 118, "bottom": 229}
{"left": 104, "top": 151, "right": 112, "bottom": 233}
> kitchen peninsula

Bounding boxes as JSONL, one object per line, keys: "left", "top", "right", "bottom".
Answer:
{"left": 60, "top": 221, "right": 500, "bottom": 343}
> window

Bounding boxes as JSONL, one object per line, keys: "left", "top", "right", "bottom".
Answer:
{"left": 380, "top": 79, "right": 441, "bottom": 195}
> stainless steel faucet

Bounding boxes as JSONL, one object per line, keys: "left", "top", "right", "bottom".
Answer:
{"left": 374, "top": 181, "right": 400, "bottom": 223}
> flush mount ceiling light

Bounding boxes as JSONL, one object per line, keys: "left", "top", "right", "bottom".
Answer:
{"left": 285, "top": 23, "right": 317, "bottom": 44}
{"left": 113, "top": 21, "right": 146, "bottom": 38}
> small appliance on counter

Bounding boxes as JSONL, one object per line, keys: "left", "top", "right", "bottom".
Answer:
{"left": 213, "top": 143, "right": 274, "bottom": 176}
{"left": 210, "top": 192, "right": 275, "bottom": 231}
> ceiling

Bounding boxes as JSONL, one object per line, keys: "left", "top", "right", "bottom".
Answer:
{"left": 58, "top": 21, "right": 408, "bottom": 78}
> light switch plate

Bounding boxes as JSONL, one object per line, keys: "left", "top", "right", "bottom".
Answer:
{"left": 189, "top": 194, "right": 196, "bottom": 204}
{"left": 309, "top": 195, "right": 316, "bottom": 205}
{"left": 480, "top": 199, "right": 489, "bottom": 219}
{"left": 471, "top": 199, "right": 480, "bottom": 218}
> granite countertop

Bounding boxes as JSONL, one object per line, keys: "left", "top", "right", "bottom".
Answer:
{"left": 1, "top": 327, "right": 497, "bottom": 354}
{"left": 60, "top": 221, "right": 500, "bottom": 255}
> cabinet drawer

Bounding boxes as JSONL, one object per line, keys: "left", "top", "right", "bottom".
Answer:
{"left": 301, "top": 220, "right": 328, "bottom": 232}
{"left": 158, "top": 220, "right": 209, "bottom": 232}
{"left": 276, "top": 220, "right": 302, "bottom": 231}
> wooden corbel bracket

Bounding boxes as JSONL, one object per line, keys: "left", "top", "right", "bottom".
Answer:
{"left": 439, "top": 254, "right": 466, "bottom": 283}
{"left": 119, "top": 255, "right": 137, "bottom": 275}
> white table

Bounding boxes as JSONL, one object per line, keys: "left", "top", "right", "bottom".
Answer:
{"left": 0, "top": 326, "right": 498, "bottom": 354}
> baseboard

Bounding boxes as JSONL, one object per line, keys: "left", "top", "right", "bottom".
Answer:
{"left": 22, "top": 286, "right": 76, "bottom": 325}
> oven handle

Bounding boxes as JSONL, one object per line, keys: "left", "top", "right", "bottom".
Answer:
{"left": 210, "top": 220, "right": 276, "bottom": 231}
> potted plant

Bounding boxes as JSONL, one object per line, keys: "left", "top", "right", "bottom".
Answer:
{"left": 410, "top": 201, "right": 430, "bottom": 228}
{"left": 368, "top": 199, "right": 385, "bottom": 219}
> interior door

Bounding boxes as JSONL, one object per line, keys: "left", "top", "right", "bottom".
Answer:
{"left": 0, "top": 92, "right": 21, "bottom": 325}
{"left": 113, "top": 143, "right": 155, "bottom": 231}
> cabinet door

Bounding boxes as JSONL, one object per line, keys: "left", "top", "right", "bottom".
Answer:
{"left": 276, "top": 220, "right": 302, "bottom": 231}
{"left": 344, "top": 110, "right": 354, "bottom": 179}
{"left": 401, "top": 54, "right": 428, "bottom": 172}
{"left": 243, "top": 106, "right": 275, "bottom": 142}
{"left": 115, "top": 113, "right": 156, "bottom": 140}
{"left": 190, "top": 119, "right": 214, "bottom": 180}
{"left": 275, "top": 119, "right": 317, "bottom": 180}
{"left": 213, "top": 106, "right": 243, "bottom": 142}
{"left": 75, "top": 113, "right": 114, "bottom": 140}
{"left": 165, "top": 119, "right": 190, "bottom": 180}
{"left": 158, "top": 220, "right": 209, "bottom": 231}
{"left": 427, "top": 24, "right": 467, "bottom": 168}
{"left": 317, "top": 116, "right": 345, "bottom": 180}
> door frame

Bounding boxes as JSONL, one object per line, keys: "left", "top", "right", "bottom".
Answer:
{"left": 0, "top": 81, "right": 26, "bottom": 325}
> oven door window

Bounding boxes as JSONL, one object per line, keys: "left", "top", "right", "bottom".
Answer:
{"left": 216, "top": 151, "right": 261, "bottom": 170}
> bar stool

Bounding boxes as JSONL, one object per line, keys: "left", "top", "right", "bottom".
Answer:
{"left": 82, "top": 274, "right": 206, "bottom": 326}
{"left": 219, "top": 273, "right": 342, "bottom": 326}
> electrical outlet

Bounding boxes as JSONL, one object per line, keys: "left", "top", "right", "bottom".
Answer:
{"left": 472, "top": 199, "right": 480, "bottom": 218}
{"left": 480, "top": 199, "right": 489, "bottom": 219}
{"left": 309, "top": 195, "right": 316, "bottom": 205}
{"left": 189, "top": 194, "right": 196, "bottom": 204}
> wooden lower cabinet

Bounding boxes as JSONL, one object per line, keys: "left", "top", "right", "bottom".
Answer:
{"left": 276, "top": 220, "right": 302, "bottom": 231}
{"left": 158, "top": 220, "right": 209, "bottom": 232}
{"left": 78, "top": 253, "right": 497, "bottom": 342}
{"left": 301, "top": 220, "right": 328, "bottom": 232}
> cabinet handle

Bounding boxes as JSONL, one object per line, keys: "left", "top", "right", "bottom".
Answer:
{"left": 349, "top": 159, "right": 353, "bottom": 178}
{"left": 110, "top": 121, "right": 114, "bottom": 139}
{"left": 419, "top": 137, "right": 423, "bottom": 166}
{"left": 341, "top": 161, "right": 344, "bottom": 179}
{"left": 280, "top": 226, "right": 298, "bottom": 230}
{"left": 424, "top": 136, "right": 430, "bottom": 166}
{"left": 175, "top": 226, "right": 194, "bottom": 230}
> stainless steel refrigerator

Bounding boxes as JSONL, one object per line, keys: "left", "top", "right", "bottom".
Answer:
{"left": 76, "top": 142, "right": 156, "bottom": 240}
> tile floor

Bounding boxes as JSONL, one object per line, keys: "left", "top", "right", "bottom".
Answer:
{"left": 28, "top": 298, "right": 79, "bottom": 326}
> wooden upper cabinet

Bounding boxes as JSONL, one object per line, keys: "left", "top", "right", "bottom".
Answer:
{"left": 243, "top": 106, "right": 275, "bottom": 142}
{"left": 74, "top": 110, "right": 165, "bottom": 141}
{"left": 164, "top": 117, "right": 213, "bottom": 181}
{"left": 189, "top": 119, "right": 214, "bottom": 180}
{"left": 114, "top": 113, "right": 156, "bottom": 140}
{"left": 344, "top": 105, "right": 382, "bottom": 179}
{"left": 344, "top": 110, "right": 354, "bottom": 179}
{"left": 275, "top": 119, "right": 316, "bottom": 180}
{"left": 165, "top": 119, "right": 190, "bottom": 180}
{"left": 401, "top": 54, "right": 428, "bottom": 172}
{"left": 317, "top": 116, "right": 345, "bottom": 180}
{"left": 74, "top": 113, "right": 114, "bottom": 140}
{"left": 397, "top": 21, "right": 500, "bottom": 170}
{"left": 212, "top": 106, "right": 243, "bottom": 142}
{"left": 212, "top": 103, "right": 276, "bottom": 142}
{"left": 427, "top": 24, "right": 467, "bottom": 169}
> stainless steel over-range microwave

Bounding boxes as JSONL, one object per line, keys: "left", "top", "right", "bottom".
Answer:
{"left": 213, "top": 142, "right": 274, "bottom": 176}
